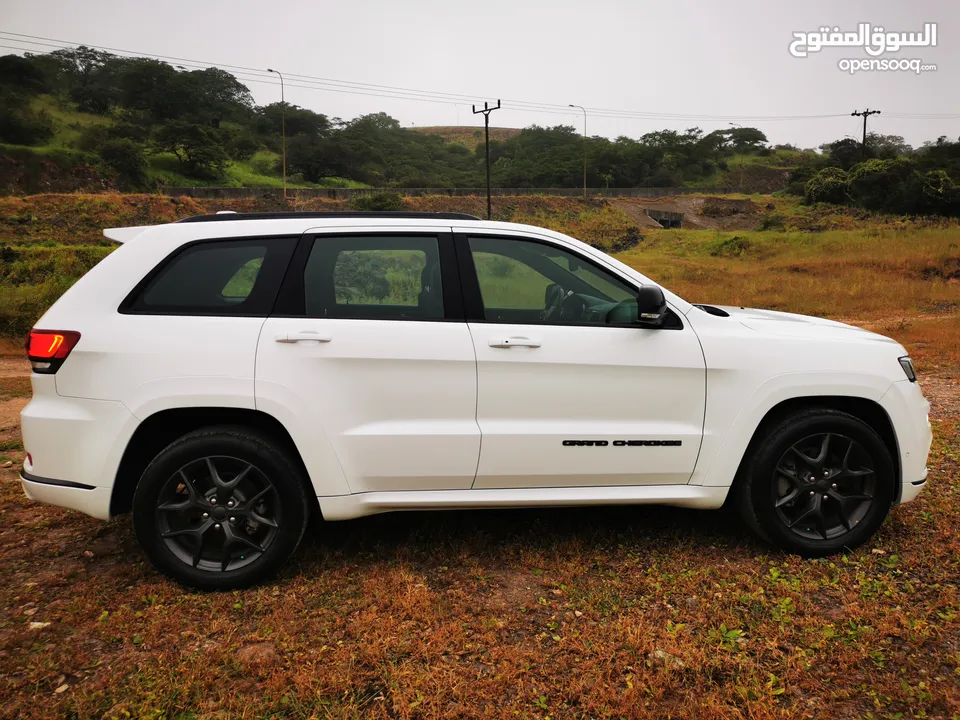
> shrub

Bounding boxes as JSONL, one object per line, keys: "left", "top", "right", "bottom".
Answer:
{"left": 847, "top": 157, "right": 917, "bottom": 213}
{"left": 226, "top": 131, "right": 259, "bottom": 161}
{"left": 349, "top": 192, "right": 406, "bottom": 211}
{"left": 0, "top": 93, "right": 54, "bottom": 145}
{"left": 708, "top": 235, "right": 751, "bottom": 257}
{"left": 916, "top": 169, "right": 960, "bottom": 217}
{"left": 804, "top": 167, "right": 850, "bottom": 204}
{"left": 99, "top": 138, "right": 148, "bottom": 190}
{"left": 758, "top": 213, "right": 786, "bottom": 231}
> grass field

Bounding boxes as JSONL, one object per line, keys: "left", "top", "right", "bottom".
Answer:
{"left": 0, "top": 193, "right": 959, "bottom": 718}
{"left": 13, "top": 96, "right": 368, "bottom": 191}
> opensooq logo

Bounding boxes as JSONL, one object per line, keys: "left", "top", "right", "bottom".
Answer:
{"left": 789, "top": 23, "right": 937, "bottom": 58}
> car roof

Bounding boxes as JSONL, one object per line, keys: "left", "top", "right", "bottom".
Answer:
{"left": 177, "top": 211, "right": 482, "bottom": 223}
{"left": 101, "top": 211, "right": 693, "bottom": 314}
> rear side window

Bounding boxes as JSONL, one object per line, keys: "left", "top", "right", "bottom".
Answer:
{"left": 303, "top": 235, "right": 444, "bottom": 320}
{"left": 123, "top": 237, "right": 296, "bottom": 315}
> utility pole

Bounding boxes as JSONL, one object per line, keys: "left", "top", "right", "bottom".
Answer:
{"left": 472, "top": 100, "right": 501, "bottom": 219}
{"left": 569, "top": 104, "right": 587, "bottom": 197}
{"left": 728, "top": 122, "right": 744, "bottom": 191}
{"left": 267, "top": 68, "right": 287, "bottom": 198}
{"left": 851, "top": 108, "right": 881, "bottom": 158}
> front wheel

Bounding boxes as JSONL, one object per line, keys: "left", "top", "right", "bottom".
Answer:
{"left": 736, "top": 409, "right": 895, "bottom": 557}
{"left": 132, "top": 427, "right": 310, "bottom": 590}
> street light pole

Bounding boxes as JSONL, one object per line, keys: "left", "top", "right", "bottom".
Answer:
{"left": 569, "top": 104, "right": 587, "bottom": 197}
{"left": 728, "top": 122, "right": 744, "bottom": 192}
{"left": 267, "top": 68, "right": 287, "bottom": 199}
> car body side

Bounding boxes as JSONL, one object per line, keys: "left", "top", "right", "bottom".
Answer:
{"left": 19, "top": 218, "right": 932, "bottom": 522}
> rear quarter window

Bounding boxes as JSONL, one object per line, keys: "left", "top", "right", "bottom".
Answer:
{"left": 122, "top": 237, "right": 297, "bottom": 316}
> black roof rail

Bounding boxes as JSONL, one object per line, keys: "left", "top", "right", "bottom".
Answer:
{"left": 177, "top": 211, "right": 482, "bottom": 223}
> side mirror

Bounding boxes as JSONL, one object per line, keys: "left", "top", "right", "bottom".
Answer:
{"left": 636, "top": 286, "right": 667, "bottom": 328}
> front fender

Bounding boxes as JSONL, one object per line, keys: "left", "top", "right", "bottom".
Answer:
{"left": 690, "top": 371, "right": 894, "bottom": 488}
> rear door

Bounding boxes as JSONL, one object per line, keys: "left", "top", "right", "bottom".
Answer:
{"left": 456, "top": 229, "right": 706, "bottom": 489}
{"left": 256, "top": 227, "right": 480, "bottom": 493}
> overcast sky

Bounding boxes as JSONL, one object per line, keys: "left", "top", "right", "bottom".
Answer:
{"left": 1, "top": 0, "right": 956, "bottom": 149}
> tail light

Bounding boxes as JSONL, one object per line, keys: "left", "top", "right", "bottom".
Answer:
{"left": 26, "top": 330, "right": 81, "bottom": 374}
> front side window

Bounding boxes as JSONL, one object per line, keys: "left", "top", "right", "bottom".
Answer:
{"left": 468, "top": 236, "right": 639, "bottom": 325}
{"left": 125, "top": 237, "right": 296, "bottom": 315}
{"left": 304, "top": 235, "right": 444, "bottom": 320}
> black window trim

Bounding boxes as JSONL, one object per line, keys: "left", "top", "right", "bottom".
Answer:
{"left": 452, "top": 232, "right": 684, "bottom": 330}
{"left": 271, "top": 230, "right": 466, "bottom": 323}
{"left": 119, "top": 234, "right": 299, "bottom": 317}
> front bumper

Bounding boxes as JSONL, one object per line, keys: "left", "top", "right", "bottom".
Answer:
{"left": 879, "top": 379, "right": 933, "bottom": 504}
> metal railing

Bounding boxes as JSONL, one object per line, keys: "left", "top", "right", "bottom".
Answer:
{"left": 160, "top": 186, "right": 741, "bottom": 200}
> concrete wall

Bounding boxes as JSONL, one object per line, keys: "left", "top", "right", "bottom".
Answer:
{"left": 160, "top": 186, "right": 739, "bottom": 200}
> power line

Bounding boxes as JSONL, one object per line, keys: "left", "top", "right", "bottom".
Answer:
{"left": 0, "top": 31, "right": 870, "bottom": 124}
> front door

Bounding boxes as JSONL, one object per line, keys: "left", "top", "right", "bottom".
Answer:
{"left": 256, "top": 229, "right": 480, "bottom": 493}
{"left": 457, "top": 232, "right": 706, "bottom": 489}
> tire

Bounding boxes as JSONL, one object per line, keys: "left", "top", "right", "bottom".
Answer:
{"left": 132, "top": 426, "right": 310, "bottom": 590}
{"left": 735, "top": 409, "right": 895, "bottom": 557}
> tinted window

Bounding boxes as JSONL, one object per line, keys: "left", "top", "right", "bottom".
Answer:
{"left": 304, "top": 236, "right": 444, "bottom": 319}
{"left": 125, "top": 237, "right": 296, "bottom": 315}
{"left": 468, "top": 236, "right": 639, "bottom": 326}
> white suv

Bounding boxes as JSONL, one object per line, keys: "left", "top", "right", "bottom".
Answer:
{"left": 20, "top": 211, "right": 931, "bottom": 589}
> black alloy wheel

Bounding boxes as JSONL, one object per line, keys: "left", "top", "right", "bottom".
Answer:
{"left": 735, "top": 409, "right": 895, "bottom": 557}
{"left": 772, "top": 433, "right": 876, "bottom": 541}
{"left": 156, "top": 455, "right": 280, "bottom": 573}
{"left": 133, "top": 427, "right": 309, "bottom": 590}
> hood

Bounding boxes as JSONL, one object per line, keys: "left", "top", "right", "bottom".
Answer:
{"left": 700, "top": 305, "right": 898, "bottom": 344}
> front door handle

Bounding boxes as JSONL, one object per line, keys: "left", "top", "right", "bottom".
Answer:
{"left": 275, "top": 331, "right": 332, "bottom": 344}
{"left": 489, "top": 337, "right": 541, "bottom": 348}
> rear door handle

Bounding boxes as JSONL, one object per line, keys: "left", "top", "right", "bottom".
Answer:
{"left": 275, "top": 331, "right": 332, "bottom": 344}
{"left": 489, "top": 336, "right": 541, "bottom": 348}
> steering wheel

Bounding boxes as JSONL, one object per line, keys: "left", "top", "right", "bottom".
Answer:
{"left": 541, "top": 285, "right": 567, "bottom": 322}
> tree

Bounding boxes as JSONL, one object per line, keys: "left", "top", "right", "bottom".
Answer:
{"left": 0, "top": 55, "right": 50, "bottom": 94}
{"left": 153, "top": 121, "right": 229, "bottom": 178}
{"left": 256, "top": 103, "right": 330, "bottom": 139}
{"left": 820, "top": 138, "right": 869, "bottom": 170}
{"left": 725, "top": 127, "right": 768, "bottom": 152}
{"left": 47, "top": 46, "right": 121, "bottom": 114}
{"left": 286, "top": 134, "right": 354, "bottom": 182}
{"left": 866, "top": 133, "right": 912, "bottom": 159}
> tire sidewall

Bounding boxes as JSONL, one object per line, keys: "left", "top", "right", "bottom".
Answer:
{"left": 132, "top": 430, "right": 308, "bottom": 591}
{"left": 747, "top": 412, "right": 895, "bottom": 556}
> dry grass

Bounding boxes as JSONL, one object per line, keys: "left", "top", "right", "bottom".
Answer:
{"left": 1, "top": 399, "right": 958, "bottom": 719}
{"left": 1, "top": 193, "right": 960, "bottom": 717}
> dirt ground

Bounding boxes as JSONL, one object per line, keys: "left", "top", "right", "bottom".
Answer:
{"left": 0, "top": 318, "right": 958, "bottom": 719}
{"left": 611, "top": 197, "right": 764, "bottom": 230}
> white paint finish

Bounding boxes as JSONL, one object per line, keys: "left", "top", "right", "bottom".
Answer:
{"left": 20, "top": 390, "right": 139, "bottom": 497}
{"left": 879, "top": 379, "right": 933, "bottom": 490}
{"left": 469, "top": 323, "right": 705, "bottom": 488}
{"left": 20, "top": 215, "right": 931, "bottom": 525}
{"left": 55, "top": 314, "right": 266, "bottom": 415}
{"left": 318, "top": 484, "right": 730, "bottom": 520}
{"left": 20, "top": 478, "right": 113, "bottom": 521}
{"left": 684, "top": 307, "right": 925, "bottom": 490}
{"left": 256, "top": 318, "right": 480, "bottom": 493}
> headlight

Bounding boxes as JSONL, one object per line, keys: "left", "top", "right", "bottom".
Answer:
{"left": 898, "top": 356, "right": 917, "bottom": 382}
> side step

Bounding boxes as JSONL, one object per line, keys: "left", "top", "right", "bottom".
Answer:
{"left": 318, "top": 485, "right": 729, "bottom": 521}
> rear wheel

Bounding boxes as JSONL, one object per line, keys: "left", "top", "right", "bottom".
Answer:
{"left": 736, "top": 409, "right": 895, "bottom": 557}
{"left": 133, "top": 427, "right": 309, "bottom": 590}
